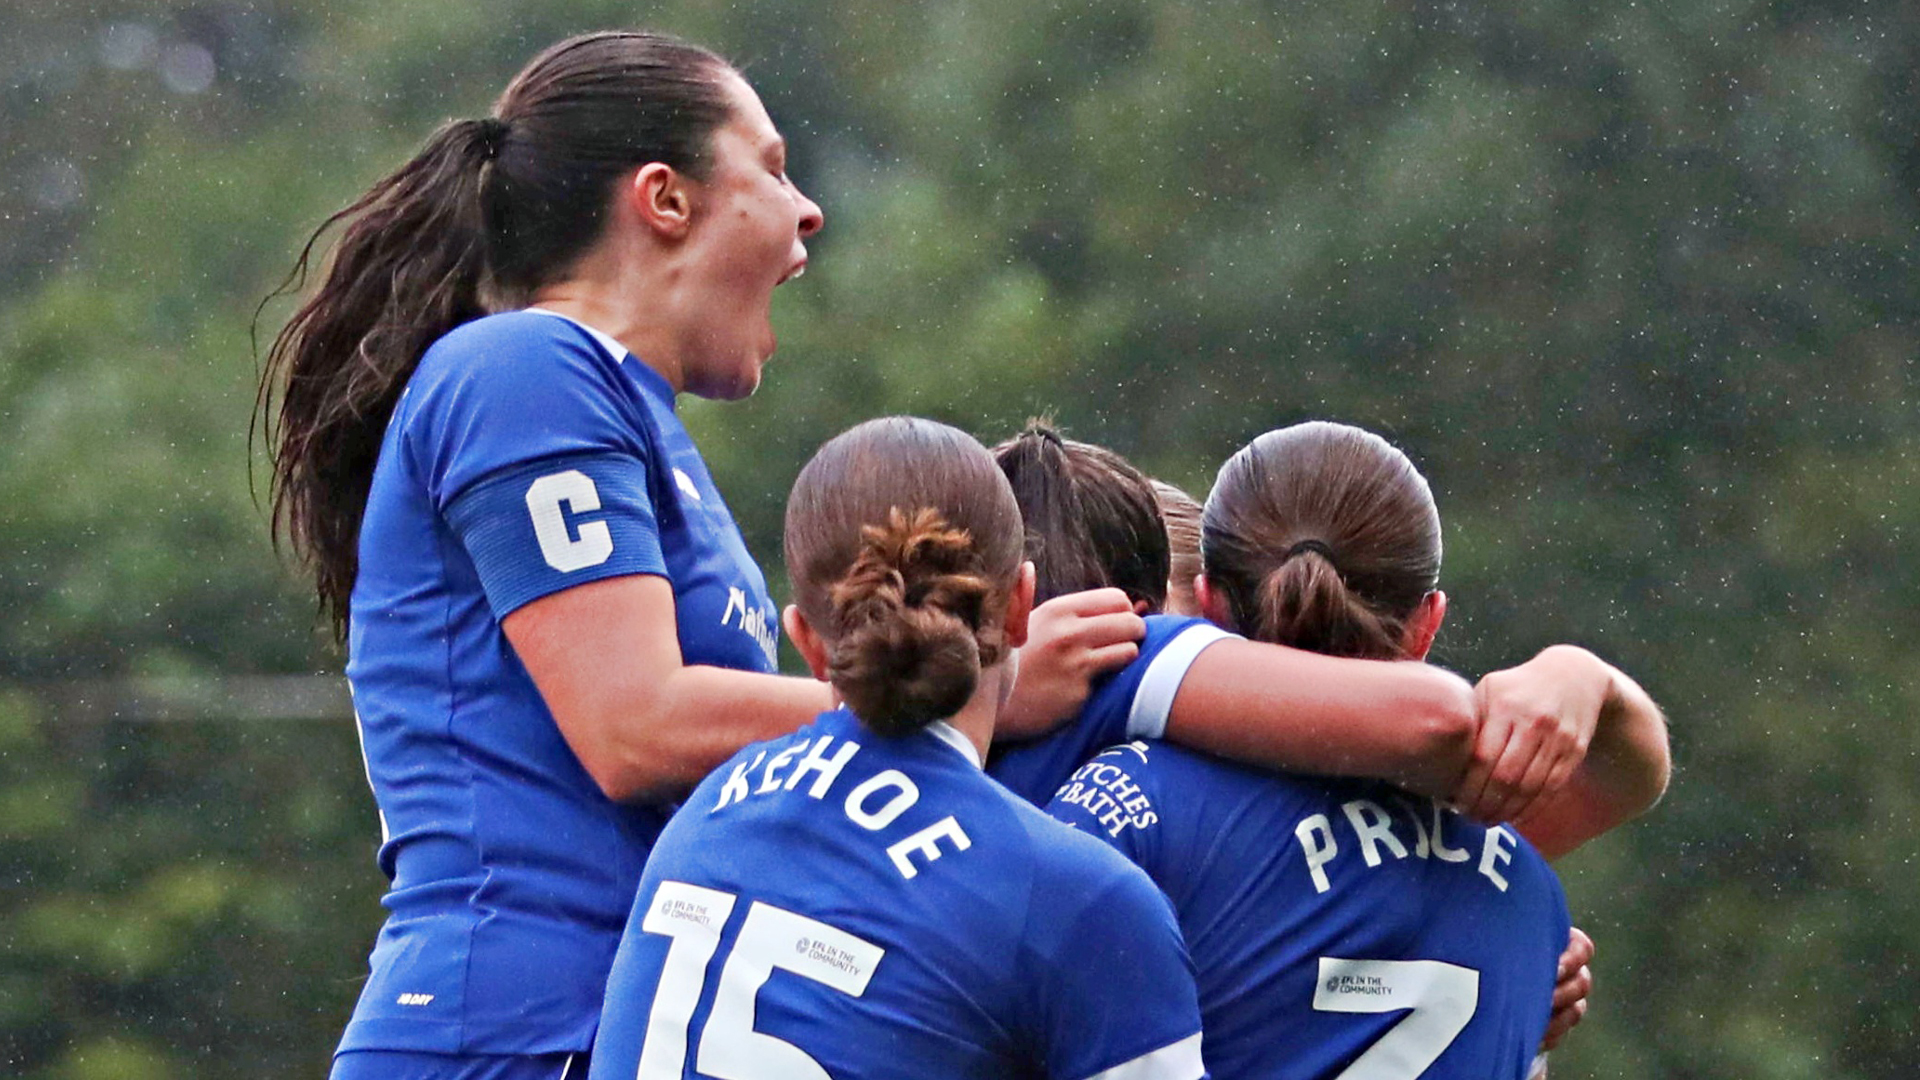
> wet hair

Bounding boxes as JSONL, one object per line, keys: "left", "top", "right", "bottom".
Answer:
{"left": 1152, "top": 479, "right": 1204, "bottom": 616}
{"left": 785, "top": 418, "right": 1027, "bottom": 736}
{"left": 1202, "top": 421, "right": 1440, "bottom": 660}
{"left": 990, "top": 422, "right": 1169, "bottom": 611}
{"left": 257, "top": 31, "right": 736, "bottom": 636}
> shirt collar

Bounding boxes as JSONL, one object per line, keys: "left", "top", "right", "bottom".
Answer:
{"left": 525, "top": 307, "right": 630, "bottom": 364}
{"left": 924, "top": 720, "right": 983, "bottom": 770}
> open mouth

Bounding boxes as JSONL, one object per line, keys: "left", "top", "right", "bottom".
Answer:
{"left": 777, "top": 260, "right": 807, "bottom": 286}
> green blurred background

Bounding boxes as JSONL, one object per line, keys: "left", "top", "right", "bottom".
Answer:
{"left": 2, "top": 0, "right": 1914, "bottom": 1076}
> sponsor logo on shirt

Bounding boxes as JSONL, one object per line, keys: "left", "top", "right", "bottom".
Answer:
{"left": 722, "top": 586, "right": 780, "bottom": 667}
{"left": 1053, "top": 749, "right": 1160, "bottom": 839}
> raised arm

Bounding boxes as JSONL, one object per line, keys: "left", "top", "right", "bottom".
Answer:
{"left": 504, "top": 574, "right": 833, "bottom": 803}
{"left": 1163, "top": 640, "right": 1479, "bottom": 800}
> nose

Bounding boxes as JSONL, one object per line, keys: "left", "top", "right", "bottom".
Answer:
{"left": 794, "top": 187, "right": 823, "bottom": 238}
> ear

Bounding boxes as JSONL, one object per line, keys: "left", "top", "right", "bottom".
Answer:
{"left": 1002, "top": 562, "right": 1038, "bottom": 649}
{"left": 626, "top": 162, "right": 694, "bottom": 240}
{"left": 1194, "top": 573, "right": 1236, "bottom": 631}
{"left": 782, "top": 604, "right": 831, "bottom": 681}
{"left": 1400, "top": 590, "right": 1447, "bottom": 661}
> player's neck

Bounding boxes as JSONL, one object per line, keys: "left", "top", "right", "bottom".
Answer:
{"left": 942, "top": 663, "right": 1008, "bottom": 764}
{"left": 530, "top": 258, "right": 693, "bottom": 392}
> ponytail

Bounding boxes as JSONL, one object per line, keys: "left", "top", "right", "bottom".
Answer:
{"left": 991, "top": 421, "right": 1169, "bottom": 610}
{"left": 257, "top": 118, "right": 497, "bottom": 635}
{"left": 826, "top": 509, "right": 1007, "bottom": 735}
{"left": 256, "top": 32, "right": 735, "bottom": 638}
{"left": 1204, "top": 422, "right": 1441, "bottom": 661}
{"left": 1249, "top": 550, "right": 1407, "bottom": 660}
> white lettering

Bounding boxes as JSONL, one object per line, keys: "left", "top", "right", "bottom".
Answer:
{"left": 1395, "top": 795, "right": 1432, "bottom": 858}
{"left": 714, "top": 751, "right": 767, "bottom": 812}
{"left": 1479, "top": 825, "right": 1516, "bottom": 892}
{"left": 784, "top": 736, "right": 860, "bottom": 798}
{"left": 525, "top": 470, "right": 614, "bottom": 572}
{"left": 1342, "top": 798, "right": 1410, "bottom": 866}
{"left": 719, "top": 586, "right": 780, "bottom": 668}
{"left": 757, "top": 743, "right": 805, "bottom": 794}
{"left": 844, "top": 770, "right": 919, "bottom": 830}
{"left": 885, "top": 816, "right": 972, "bottom": 879}
{"left": 1430, "top": 802, "right": 1471, "bottom": 863}
{"left": 1297, "top": 813, "right": 1338, "bottom": 894}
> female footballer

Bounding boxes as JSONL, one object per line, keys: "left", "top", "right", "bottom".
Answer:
{"left": 588, "top": 417, "right": 1208, "bottom": 1080}
{"left": 984, "top": 423, "right": 1658, "bottom": 832}
{"left": 1044, "top": 421, "right": 1667, "bottom": 1078}
{"left": 260, "top": 29, "right": 1175, "bottom": 1078}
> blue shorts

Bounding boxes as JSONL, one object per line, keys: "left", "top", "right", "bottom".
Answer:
{"left": 330, "top": 1050, "right": 585, "bottom": 1080}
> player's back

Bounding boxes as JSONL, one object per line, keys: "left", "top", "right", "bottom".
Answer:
{"left": 1047, "top": 741, "right": 1568, "bottom": 1080}
{"left": 590, "top": 709, "right": 1206, "bottom": 1080}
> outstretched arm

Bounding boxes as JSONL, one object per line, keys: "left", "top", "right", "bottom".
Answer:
{"left": 1163, "top": 640, "right": 1479, "bottom": 800}
{"left": 504, "top": 574, "right": 834, "bottom": 803}
{"left": 1460, "top": 645, "right": 1670, "bottom": 858}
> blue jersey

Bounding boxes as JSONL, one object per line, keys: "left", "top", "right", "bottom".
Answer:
{"left": 340, "top": 310, "right": 780, "bottom": 1056}
{"left": 988, "top": 614, "right": 1234, "bottom": 805}
{"left": 590, "top": 709, "right": 1208, "bottom": 1080}
{"left": 1046, "top": 742, "right": 1569, "bottom": 1080}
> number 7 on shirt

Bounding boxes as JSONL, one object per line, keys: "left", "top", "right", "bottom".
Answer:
{"left": 1314, "top": 957, "right": 1479, "bottom": 1079}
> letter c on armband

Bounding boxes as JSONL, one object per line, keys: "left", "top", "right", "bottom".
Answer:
{"left": 526, "top": 470, "right": 615, "bottom": 572}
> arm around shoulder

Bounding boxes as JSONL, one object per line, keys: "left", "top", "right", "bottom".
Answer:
{"left": 503, "top": 574, "right": 833, "bottom": 803}
{"left": 1163, "top": 639, "right": 1477, "bottom": 800}
{"left": 1504, "top": 646, "right": 1670, "bottom": 860}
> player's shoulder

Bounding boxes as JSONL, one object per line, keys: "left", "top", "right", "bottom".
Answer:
{"left": 1007, "top": 784, "right": 1160, "bottom": 895}
{"left": 413, "top": 310, "right": 610, "bottom": 394}
{"left": 1139, "top": 613, "right": 1233, "bottom": 655}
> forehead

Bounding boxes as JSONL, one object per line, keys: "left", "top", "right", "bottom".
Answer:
{"left": 714, "top": 72, "right": 781, "bottom": 149}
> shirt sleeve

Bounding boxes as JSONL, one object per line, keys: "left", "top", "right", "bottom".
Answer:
{"left": 1092, "top": 618, "right": 1236, "bottom": 741}
{"left": 987, "top": 619, "right": 1234, "bottom": 806}
{"left": 445, "top": 451, "right": 668, "bottom": 618}
{"left": 410, "top": 316, "right": 669, "bottom": 617}
{"left": 1044, "top": 745, "right": 1161, "bottom": 863}
{"left": 1022, "top": 830, "right": 1208, "bottom": 1080}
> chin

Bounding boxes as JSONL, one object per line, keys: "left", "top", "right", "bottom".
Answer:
{"left": 694, "top": 358, "right": 765, "bottom": 401}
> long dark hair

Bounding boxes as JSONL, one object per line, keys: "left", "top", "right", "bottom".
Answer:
{"left": 1203, "top": 421, "right": 1441, "bottom": 659}
{"left": 785, "top": 418, "right": 1027, "bottom": 736}
{"left": 256, "top": 31, "right": 734, "bottom": 636}
{"left": 991, "top": 422, "right": 1170, "bottom": 611}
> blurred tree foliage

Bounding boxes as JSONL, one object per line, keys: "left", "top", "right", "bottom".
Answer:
{"left": 2, "top": 0, "right": 1915, "bottom": 1076}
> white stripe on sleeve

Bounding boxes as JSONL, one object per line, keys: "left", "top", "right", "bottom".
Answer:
{"left": 1079, "top": 1032, "right": 1206, "bottom": 1080}
{"left": 1125, "top": 625, "right": 1237, "bottom": 740}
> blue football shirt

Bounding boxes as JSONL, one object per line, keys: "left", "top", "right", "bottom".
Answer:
{"left": 987, "top": 614, "right": 1234, "bottom": 805}
{"left": 1046, "top": 742, "right": 1569, "bottom": 1080}
{"left": 590, "top": 709, "right": 1208, "bottom": 1080}
{"left": 340, "top": 310, "right": 781, "bottom": 1055}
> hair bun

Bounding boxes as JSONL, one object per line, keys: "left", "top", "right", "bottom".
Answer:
{"left": 826, "top": 508, "right": 1005, "bottom": 735}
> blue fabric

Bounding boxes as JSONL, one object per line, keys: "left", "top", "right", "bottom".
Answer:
{"left": 590, "top": 709, "right": 1206, "bottom": 1080}
{"left": 987, "top": 614, "right": 1224, "bottom": 805}
{"left": 339, "top": 311, "right": 779, "bottom": 1056}
{"left": 447, "top": 451, "right": 666, "bottom": 619}
{"left": 330, "top": 1050, "right": 584, "bottom": 1080}
{"left": 1046, "top": 742, "right": 1570, "bottom": 1080}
